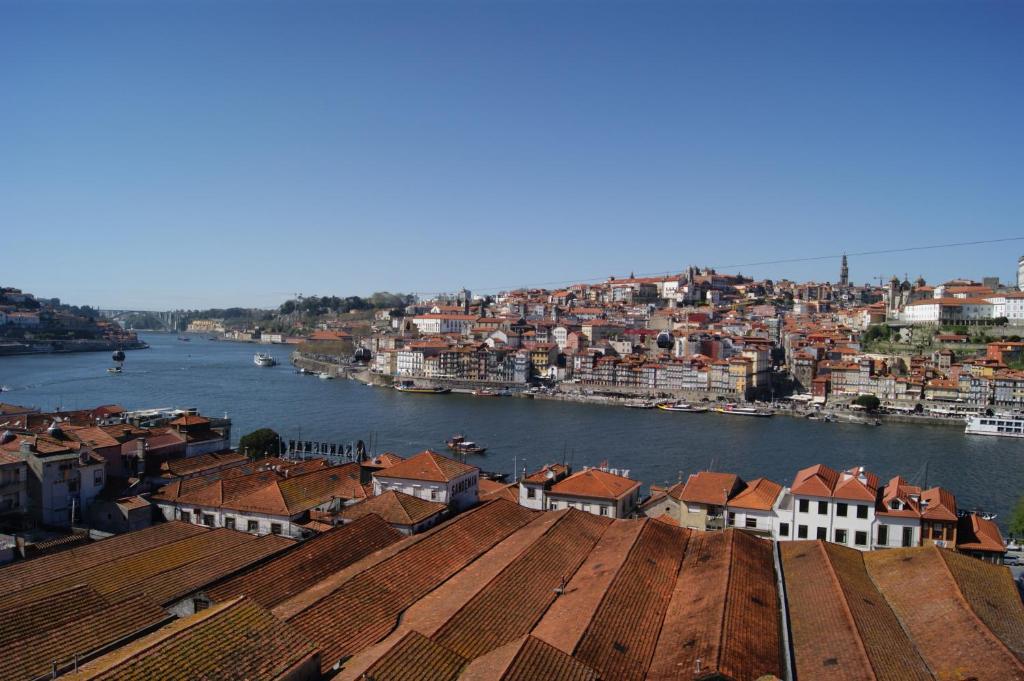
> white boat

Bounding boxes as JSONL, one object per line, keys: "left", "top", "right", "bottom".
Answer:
{"left": 656, "top": 402, "right": 707, "bottom": 413}
{"left": 318, "top": 371, "right": 334, "bottom": 380}
{"left": 965, "top": 414, "right": 1024, "bottom": 438}
{"left": 713, "top": 403, "right": 773, "bottom": 417}
{"left": 254, "top": 353, "right": 277, "bottom": 367}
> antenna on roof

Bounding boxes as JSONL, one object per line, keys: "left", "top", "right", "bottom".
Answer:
{"left": 553, "top": 575, "right": 567, "bottom": 596}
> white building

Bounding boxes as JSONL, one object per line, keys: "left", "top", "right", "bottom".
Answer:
{"left": 518, "top": 463, "right": 571, "bottom": 510}
{"left": 984, "top": 292, "right": 1024, "bottom": 322}
{"left": 14, "top": 425, "right": 106, "bottom": 527}
{"left": 779, "top": 464, "right": 878, "bottom": 551}
{"left": 411, "top": 314, "right": 477, "bottom": 336}
{"left": 372, "top": 450, "right": 479, "bottom": 511}
{"left": 725, "top": 478, "right": 785, "bottom": 537}
{"left": 546, "top": 466, "right": 640, "bottom": 518}
{"left": 902, "top": 298, "right": 994, "bottom": 324}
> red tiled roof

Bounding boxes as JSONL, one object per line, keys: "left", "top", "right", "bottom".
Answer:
{"left": 677, "top": 471, "right": 744, "bottom": 506}
{"left": 549, "top": 468, "right": 640, "bottom": 501}
{"left": 340, "top": 490, "right": 447, "bottom": 526}
{"left": 372, "top": 450, "right": 477, "bottom": 483}
{"left": 956, "top": 514, "right": 1005, "bottom": 553}
{"left": 727, "top": 477, "right": 782, "bottom": 511}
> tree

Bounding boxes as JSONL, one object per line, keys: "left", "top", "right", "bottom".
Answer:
{"left": 1010, "top": 495, "right": 1024, "bottom": 539}
{"left": 852, "top": 394, "right": 881, "bottom": 411}
{"left": 238, "top": 428, "right": 283, "bottom": 459}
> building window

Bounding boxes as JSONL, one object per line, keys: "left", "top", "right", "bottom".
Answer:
{"left": 600, "top": 505, "right": 608, "bottom": 516}
{"left": 430, "top": 489, "right": 438, "bottom": 501}
{"left": 745, "top": 517, "right": 757, "bottom": 529}
{"left": 878, "top": 525, "right": 888, "bottom": 546}
{"left": 797, "top": 525, "right": 808, "bottom": 539}
{"left": 855, "top": 531, "right": 868, "bottom": 546}
{"left": 94, "top": 470, "right": 103, "bottom": 485}
{"left": 816, "top": 527, "right": 827, "bottom": 541}
{"left": 527, "top": 487, "right": 536, "bottom": 499}
{"left": 835, "top": 529, "right": 847, "bottom": 544}
{"left": 902, "top": 526, "right": 914, "bottom": 547}
{"left": 817, "top": 501, "right": 828, "bottom": 515}
{"left": 727, "top": 512, "right": 736, "bottom": 526}
{"left": 202, "top": 514, "right": 214, "bottom": 527}
{"left": 193, "top": 509, "right": 201, "bottom": 520}
{"left": 224, "top": 517, "right": 236, "bottom": 530}
{"left": 836, "top": 502, "right": 848, "bottom": 517}
{"left": 779, "top": 522, "right": 790, "bottom": 537}
{"left": 271, "top": 523, "right": 283, "bottom": 535}
{"left": 856, "top": 505, "right": 868, "bottom": 519}
{"left": 247, "top": 520, "right": 259, "bottom": 533}
{"left": 798, "top": 499, "right": 809, "bottom": 513}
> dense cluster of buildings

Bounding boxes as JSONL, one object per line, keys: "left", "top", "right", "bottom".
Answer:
{"left": 338, "top": 259, "right": 1024, "bottom": 413}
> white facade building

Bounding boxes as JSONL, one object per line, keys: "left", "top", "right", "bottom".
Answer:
{"left": 372, "top": 450, "right": 479, "bottom": 511}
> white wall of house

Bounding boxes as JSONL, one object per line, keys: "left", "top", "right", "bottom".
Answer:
{"left": 373, "top": 470, "right": 478, "bottom": 511}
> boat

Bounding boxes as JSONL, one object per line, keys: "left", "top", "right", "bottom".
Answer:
{"left": 656, "top": 401, "right": 707, "bottom": 413}
{"left": 472, "top": 388, "right": 499, "bottom": 397}
{"left": 713, "top": 403, "right": 773, "bottom": 417}
{"left": 106, "top": 367, "right": 122, "bottom": 374}
{"left": 624, "top": 400, "right": 656, "bottom": 409}
{"left": 446, "top": 434, "right": 487, "bottom": 455}
{"left": 965, "top": 414, "right": 1024, "bottom": 438}
{"left": 177, "top": 337, "right": 191, "bottom": 342}
{"left": 254, "top": 353, "right": 277, "bottom": 367}
{"left": 395, "top": 382, "right": 451, "bottom": 394}
{"left": 318, "top": 372, "right": 334, "bottom": 380}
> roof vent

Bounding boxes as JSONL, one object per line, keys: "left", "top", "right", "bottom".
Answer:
{"left": 0, "top": 430, "right": 15, "bottom": 445}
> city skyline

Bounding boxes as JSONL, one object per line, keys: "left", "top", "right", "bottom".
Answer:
{"left": 4, "top": 1, "right": 1022, "bottom": 308}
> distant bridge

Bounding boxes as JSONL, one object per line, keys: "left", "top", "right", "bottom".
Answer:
{"left": 98, "top": 309, "right": 186, "bottom": 331}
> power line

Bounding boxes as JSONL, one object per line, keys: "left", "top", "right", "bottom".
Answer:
{"left": 429, "top": 235, "right": 1024, "bottom": 296}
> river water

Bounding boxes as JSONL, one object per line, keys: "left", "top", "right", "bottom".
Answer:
{"left": 0, "top": 333, "right": 1019, "bottom": 526}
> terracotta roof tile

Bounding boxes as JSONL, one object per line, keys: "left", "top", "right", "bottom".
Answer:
{"left": 678, "top": 471, "right": 744, "bottom": 506}
{"left": 66, "top": 597, "right": 318, "bottom": 681}
{"left": 207, "top": 514, "right": 402, "bottom": 609}
{"left": 502, "top": 636, "right": 599, "bottom": 681}
{"left": 340, "top": 490, "right": 448, "bottom": 527}
{"left": 549, "top": 468, "right": 640, "bottom": 501}
{"left": 727, "top": 477, "right": 783, "bottom": 511}
{"left": 372, "top": 450, "right": 478, "bottom": 483}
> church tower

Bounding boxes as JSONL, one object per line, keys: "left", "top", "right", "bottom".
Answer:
{"left": 840, "top": 254, "right": 849, "bottom": 287}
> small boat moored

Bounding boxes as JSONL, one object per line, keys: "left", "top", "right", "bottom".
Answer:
{"left": 472, "top": 388, "right": 499, "bottom": 397}
{"left": 656, "top": 401, "right": 708, "bottom": 413}
{"left": 395, "top": 381, "right": 451, "bottom": 394}
{"left": 624, "top": 400, "right": 656, "bottom": 409}
{"left": 713, "top": 403, "right": 774, "bottom": 417}
{"left": 318, "top": 371, "right": 334, "bottom": 380}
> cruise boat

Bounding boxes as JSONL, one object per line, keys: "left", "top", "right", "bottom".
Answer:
{"left": 713, "top": 403, "right": 774, "bottom": 417}
{"left": 656, "top": 401, "right": 708, "bottom": 413}
{"left": 253, "top": 353, "right": 277, "bottom": 367}
{"left": 965, "top": 414, "right": 1024, "bottom": 439}
{"left": 624, "top": 400, "right": 656, "bottom": 409}
{"left": 472, "top": 388, "right": 499, "bottom": 397}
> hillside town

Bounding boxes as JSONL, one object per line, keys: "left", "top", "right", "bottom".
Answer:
{"left": 0, "top": 398, "right": 1021, "bottom": 679}
{"left": 0, "top": 286, "right": 144, "bottom": 356}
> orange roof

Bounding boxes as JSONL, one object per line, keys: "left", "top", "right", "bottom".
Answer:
{"left": 920, "top": 487, "right": 958, "bottom": 521}
{"left": 340, "top": 490, "right": 447, "bottom": 526}
{"left": 727, "top": 477, "right": 782, "bottom": 511}
{"left": 790, "top": 464, "right": 839, "bottom": 497}
{"left": 832, "top": 467, "right": 879, "bottom": 502}
{"left": 549, "top": 467, "right": 640, "bottom": 501}
{"left": 676, "top": 471, "right": 744, "bottom": 506}
{"left": 168, "top": 415, "right": 211, "bottom": 427}
{"left": 956, "top": 514, "right": 1005, "bottom": 553}
{"left": 372, "top": 450, "right": 477, "bottom": 483}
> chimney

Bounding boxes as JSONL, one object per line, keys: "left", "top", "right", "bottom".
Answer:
{"left": 19, "top": 440, "right": 33, "bottom": 456}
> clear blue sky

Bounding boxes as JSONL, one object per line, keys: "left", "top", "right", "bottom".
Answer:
{"left": 2, "top": 1, "right": 1021, "bottom": 310}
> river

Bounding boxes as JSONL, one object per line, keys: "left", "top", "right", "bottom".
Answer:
{"left": 0, "top": 333, "right": 1019, "bottom": 526}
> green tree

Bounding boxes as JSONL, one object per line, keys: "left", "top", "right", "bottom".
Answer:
{"left": 852, "top": 394, "right": 881, "bottom": 411}
{"left": 1010, "top": 495, "right": 1024, "bottom": 539}
{"left": 238, "top": 428, "right": 283, "bottom": 459}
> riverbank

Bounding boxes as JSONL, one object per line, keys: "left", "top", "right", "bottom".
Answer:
{"left": 0, "top": 339, "right": 148, "bottom": 357}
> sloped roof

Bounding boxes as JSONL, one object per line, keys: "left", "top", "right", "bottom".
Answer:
{"left": 677, "top": 471, "right": 745, "bottom": 506}
{"left": 956, "top": 513, "right": 1005, "bottom": 553}
{"left": 920, "top": 486, "right": 958, "bottom": 521}
{"left": 549, "top": 467, "right": 640, "bottom": 501}
{"left": 372, "top": 450, "right": 478, "bottom": 483}
{"left": 728, "top": 477, "right": 783, "bottom": 511}
{"left": 65, "top": 597, "right": 318, "bottom": 681}
{"left": 340, "top": 490, "right": 447, "bottom": 526}
{"left": 231, "top": 463, "right": 367, "bottom": 516}
{"left": 790, "top": 463, "right": 839, "bottom": 497}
